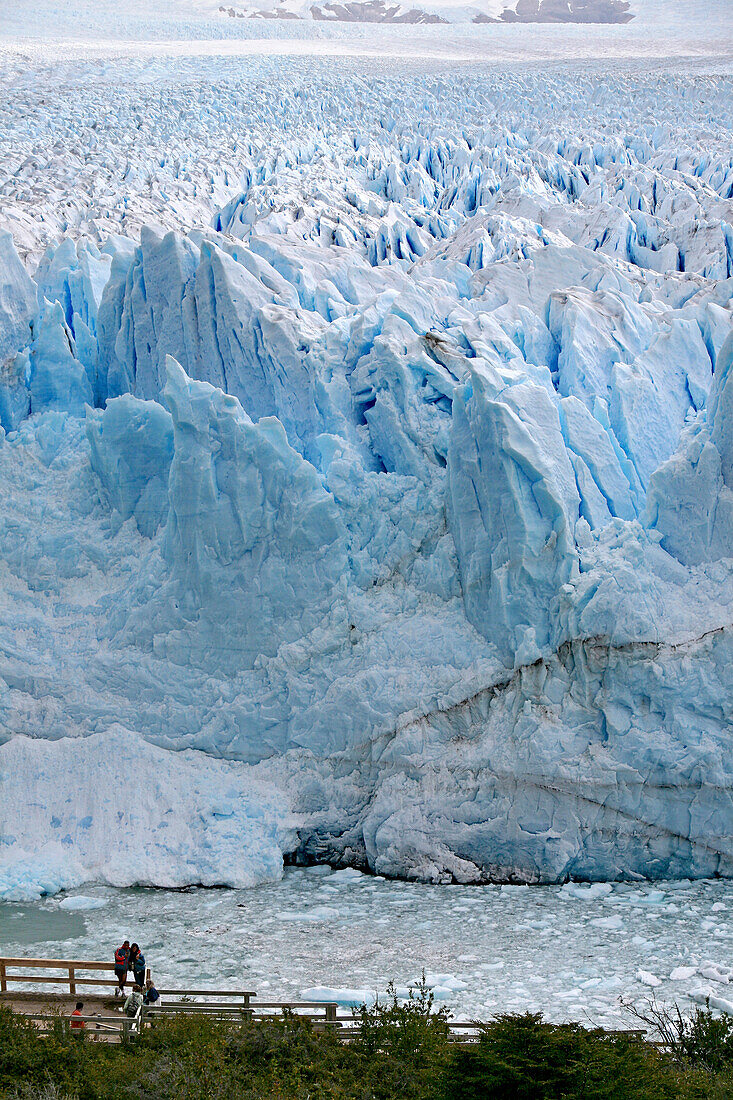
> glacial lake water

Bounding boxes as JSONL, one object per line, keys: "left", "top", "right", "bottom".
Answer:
{"left": 2, "top": 869, "right": 732, "bottom": 1028}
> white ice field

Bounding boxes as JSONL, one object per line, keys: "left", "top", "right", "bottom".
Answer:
{"left": 1, "top": 872, "right": 733, "bottom": 1028}
{"left": 1, "top": 0, "right": 733, "bottom": 1022}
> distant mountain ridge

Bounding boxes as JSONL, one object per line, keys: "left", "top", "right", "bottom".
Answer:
{"left": 219, "top": 0, "right": 633, "bottom": 24}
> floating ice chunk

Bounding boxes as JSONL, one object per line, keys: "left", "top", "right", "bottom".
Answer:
{"left": 699, "top": 964, "right": 732, "bottom": 985}
{"left": 561, "top": 882, "right": 614, "bottom": 900}
{"left": 278, "top": 906, "right": 340, "bottom": 922}
{"left": 58, "top": 895, "right": 109, "bottom": 911}
{"left": 669, "top": 966, "right": 698, "bottom": 981}
{"left": 423, "top": 972, "right": 469, "bottom": 992}
{"left": 691, "top": 989, "right": 733, "bottom": 1015}
{"left": 328, "top": 868, "right": 368, "bottom": 885}
{"left": 590, "top": 916, "right": 624, "bottom": 930}
{"left": 301, "top": 986, "right": 377, "bottom": 1006}
{"left": 628, "top": 890, "right": 667, "bottom": 906}
{"left": 636, "top": 969, "right": 662, "bottom": 987}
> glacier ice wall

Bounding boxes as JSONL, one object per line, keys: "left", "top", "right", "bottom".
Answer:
{"left": 0, "top": 728, "right": 293, "bottom": 899}
{"left": 1, "top": 66, "right": 732, "bottom": 894}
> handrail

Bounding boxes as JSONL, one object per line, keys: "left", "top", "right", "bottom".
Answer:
{"left": 0, "top": 956, "right": 151, "bottom": 995}
{"left": 155, "top": 988, "right": 256, "bottom": 999}
{"left": 149, "top": 1000, "right": 338, "bottom": 1011}
{"left": 0, "top": 959, "right": 117, "bottom": 969}
{"left": 20, "top": 1004, "right": 144, "bottom": 1042}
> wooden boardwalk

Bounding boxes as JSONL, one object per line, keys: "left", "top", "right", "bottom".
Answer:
{"left": 0, "top": 955, "right": 490, "bottom": 1044}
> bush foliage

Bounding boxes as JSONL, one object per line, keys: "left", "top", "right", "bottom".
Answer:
{"left": 1, "top": 987, "right": 732, "bottom": 1100}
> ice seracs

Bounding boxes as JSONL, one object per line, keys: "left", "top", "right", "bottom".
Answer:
{"left": 0, "top": 62, "right": 732, "bottom": 896}
{"left": 646, "top": 332, "right": 733, "bottom": 566}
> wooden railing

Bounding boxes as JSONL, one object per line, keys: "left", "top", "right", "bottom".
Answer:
{"left": 155, "top": 987, "right": 256, "bottom": 1007}
{"left": 19, "top": 1002, "right": 144, "bottom": 1043}
{"left": 0, "top": 957, "right": 150, "bottom": 995}
{"left": 5, "top": 959, "right": 647, "bottom": 1047}
{"left": 143, "top": 999, "right": 340, "bottom": 1027}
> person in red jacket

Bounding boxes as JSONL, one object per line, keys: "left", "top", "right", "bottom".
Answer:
{"left": 114, "top": 940, "right": 130, "bottom": 997}
{"left": 70, "top": 1001, "right": 85, "bottom": 1034}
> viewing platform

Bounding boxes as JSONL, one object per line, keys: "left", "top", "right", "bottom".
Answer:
{"left": 0, "top": 955, "right": 486, "bottom": 1044}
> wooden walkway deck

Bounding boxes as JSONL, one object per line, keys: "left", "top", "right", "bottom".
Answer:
{"left": 0, "top": 955, "right": 493, "bottom": 1044}
{"left": 0, "top": 956, "right": 646, "bottom": 1047}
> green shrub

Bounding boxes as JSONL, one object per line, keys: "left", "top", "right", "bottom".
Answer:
{"left": 622, "top": 995, "right": 733, "bottom": 1073}
{"left": 352, "top": 975, "right": 451, "bottom": 1100}
{"left": 441, "top": 1012, "right": 673, "bottom": 1100}
{"left": 677, "top": 1006, "right": 733, "bottom": 1072}
{"left": 2, "top": 992, "right": 733, "bottom": 1100}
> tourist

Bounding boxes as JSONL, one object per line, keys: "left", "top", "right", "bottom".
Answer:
{"left": 114, "top": 940, "right": 130, "bottom": 997}
{"left": 143, "top": 978, "right": 161, "bottom": 1006}
{"left": 70, "top": 1001, "right": 85, "bottom": 1033}
{"left": 130, "top": 943, "right": 146, "bottom": 988}
{"left": 124, "top": 984, "right": 144, "bottom": 1018}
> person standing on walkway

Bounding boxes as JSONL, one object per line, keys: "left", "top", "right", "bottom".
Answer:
{"left": 114, "top": 940, "right": 130, "bottom": 997}
{"left": 130, "top": 943, "right": 146, "bottom": 989}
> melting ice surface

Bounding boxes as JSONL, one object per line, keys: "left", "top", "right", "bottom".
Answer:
{"left": 0, "top": 1, "right": 733, "bottom": 897}
{"left": 2, "top": 871, "right": 733, "bottom": 1028}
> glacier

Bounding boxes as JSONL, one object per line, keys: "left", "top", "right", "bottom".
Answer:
{"left": 0, "top": 25, "right": 733, "bottom": 897}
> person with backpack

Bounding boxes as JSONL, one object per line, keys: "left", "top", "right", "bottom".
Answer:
{"left": 124, "top": 984, "right": 144, "bottom": 1018}
{"left": 129, "top": 943, "right": 146, "bottom": 988}
{"left": 114, "top": 940, "right": 130, "bottom": 997}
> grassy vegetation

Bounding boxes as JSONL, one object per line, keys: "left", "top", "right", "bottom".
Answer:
{"left": 1, "top": 982, "right": 732, "bottom": 1100}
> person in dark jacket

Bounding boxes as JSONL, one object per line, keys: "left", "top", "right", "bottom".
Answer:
{"left": 129, "top": 943, "right": 146, "bottom": 988}
{"left": 114, "top": 940, "right": 130, "bottom": 997}
{"left": 143, "top": 978, "right": 161, "bottom": 1006}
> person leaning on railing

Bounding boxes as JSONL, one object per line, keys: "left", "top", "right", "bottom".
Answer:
{"left": 114, "top": 940, "right": 131, "bottom": 997}
{"left": 130, "top": 944, "right": 146, "bottom": 989}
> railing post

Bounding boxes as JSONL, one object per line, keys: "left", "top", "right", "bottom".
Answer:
{"left": 325, "top": 1004, "right": 337, "bottom": 1025}
{"left": 122, "top": 1018, "right": 130, "bottom": 1043}
{"left": 68, "top": 967, "right": 76, "bottom": 995}
{"left": 0, "top": 962, "right": 6, "bottom": 993}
